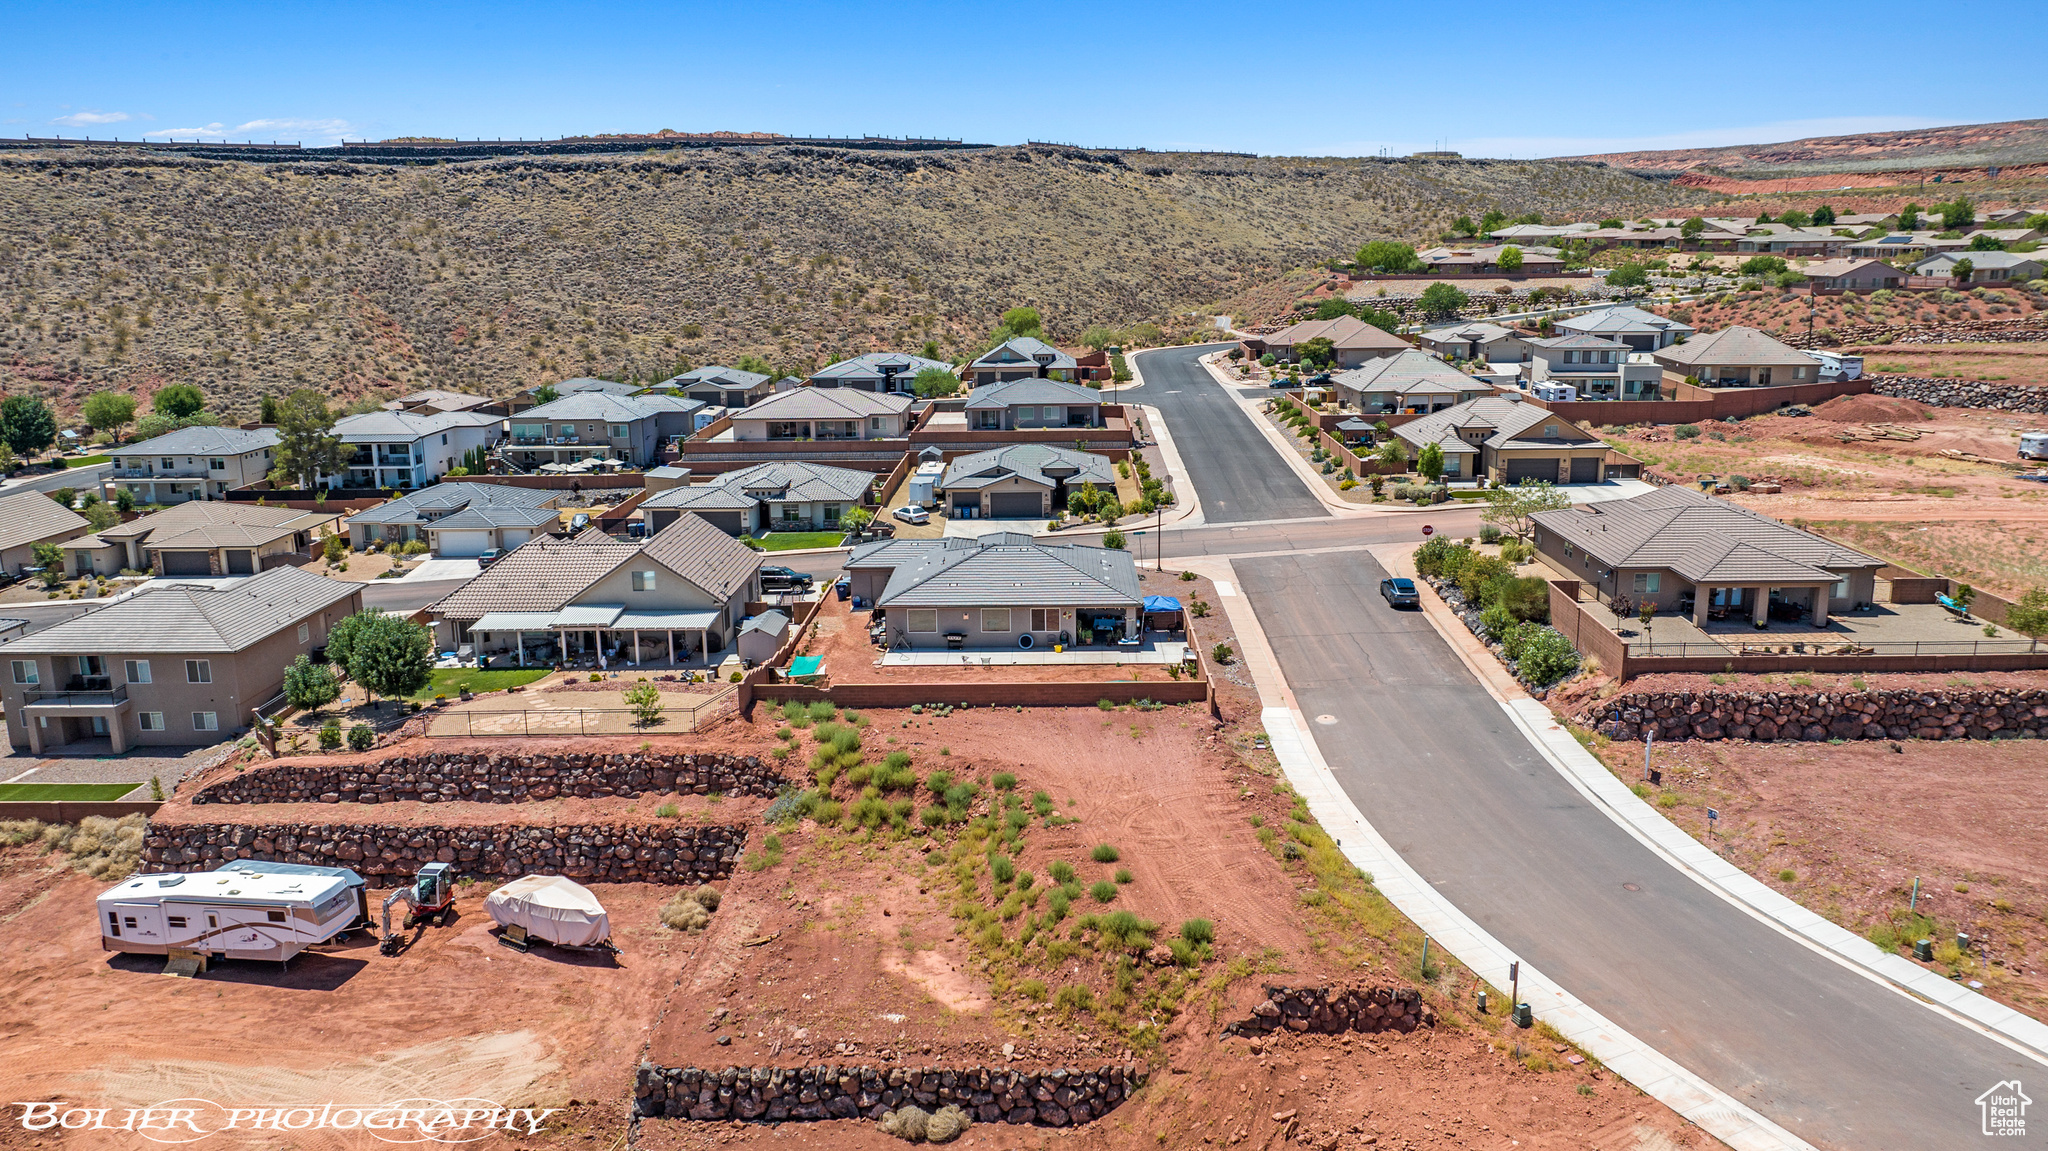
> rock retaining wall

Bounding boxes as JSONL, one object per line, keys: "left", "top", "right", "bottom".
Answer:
{"left": 633, "top": 1063, "right": 1144, "bottom": 1127}
{"left": 1870, "top": 375, "right": 2048, "bottom": 414}
{"left": 143, "top": 821, "right": 747, "bottom": 882}
{"left": 1584, "top": 688, "right": 2048, "bottom": 743}
{"left": 191, "top": 752, "right": 787, "bottom": 806}
{"left": 1223, "top": 985, "right": 1435, "bottom": 1037}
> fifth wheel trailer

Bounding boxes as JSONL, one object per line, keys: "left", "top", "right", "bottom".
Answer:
{"left": 99, "top": 867, "right": 359, "bottom": 962}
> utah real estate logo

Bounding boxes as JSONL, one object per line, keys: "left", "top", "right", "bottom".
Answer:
{"left": 1978, "top": 1080, "right": 2031, "bottom": 1137}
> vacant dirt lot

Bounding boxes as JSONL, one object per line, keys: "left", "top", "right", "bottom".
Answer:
{"left": 1663, "top": 284, "right": 2046, "bottom": 346}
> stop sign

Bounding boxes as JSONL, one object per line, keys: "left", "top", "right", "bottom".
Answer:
{"left": 1422, "top": 524, "right": 1434, "bottom": 537}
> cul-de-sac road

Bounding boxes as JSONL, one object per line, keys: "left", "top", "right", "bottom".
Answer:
{"left": 1134, "top": 343, "right": 2032, "bottom": 1150}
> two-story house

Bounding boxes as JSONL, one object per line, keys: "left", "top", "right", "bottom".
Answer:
{"left": 330, "top": 409, "right": 503, "bottom": 490}
{"left": 965, "top": 337, "right": 1078, "bottom": 386}
{"left": 0, "top": 565, "right": 361, "bottom": 753}
{"left": 660, "top": 365, "right": 790, "bottom": 408}
{"left": 107, "top": 427, "right": 279, "bottom": 504}
{"left": 382, "top": 389, "right": 509, "bottom": 417}
{"left": 808, "top": 352, "right": 954, "bottom": 393}
{"left": 1418, "top": 322, "right": 1532, "bottom": 364}
{"left": 726, "top": 388, "right": 914, "bottom": 442}
{"left": 506, "top": 393, "right": 703, "bottom": 470}
{"left": 962, "top": 378, "right": 1105, "bottom": 431}
{"left": 1522, "top": 334, "right": 1664, "bottom": 400}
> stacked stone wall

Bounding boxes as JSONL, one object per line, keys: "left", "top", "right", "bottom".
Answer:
{"left": 633, "top": 1063, "right": 1144, "bottom": 1127}
{"left": 1223, "top": 985, "right": 1435, "bottom": 1037}
{"left": 1583, "top": 688, "right": 2048, "bottom": 742}
{"left": 144, "top": 821, "right": 745, "bottom": 882}
{"left": 192, "top": 752, "right": 785, "bottom": 806}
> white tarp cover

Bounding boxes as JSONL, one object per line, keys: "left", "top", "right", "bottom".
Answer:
{"left": 484, "top": 875, "right": 611, "bottom": 947}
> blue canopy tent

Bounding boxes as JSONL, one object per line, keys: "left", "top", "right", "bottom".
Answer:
{"left": 1142, "top": 595, "right": 1183, "bottom": 633}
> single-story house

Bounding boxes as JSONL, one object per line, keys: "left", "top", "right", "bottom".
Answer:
{"left": 0, "top": 490, "right": 92, "bottom": 578}
{"left": 727, "top": 388, "right": 915, "bottom": 442}
{"left": 1523, "top": 334, "right": 1664, "bottom": 400}
{"left": 962, "top": 378, "right": 1104, "bottom": 431}
{"left": 429, "top": 513, "right": 760, "bottom": 667}
{"left": 1912, "top": 251, "right": 2047, "bottom": 284}
{"left": 639, "top": 460, "right": 874, "bottom": 536}
{"left": 1415, "top": 245, "right": 1565, "bottom": 274}
{"left": 1332, "top": 350, "right": 1496, "bottom": 414}
{"left": 938, "top": 444, "right": 1119, "bottom": 520}
{"left": 1486, "top": 223, "right": 1598, "bottom": 243}
{"left": 382, "top": 389, "right": 507, "bottom": 417}
{"left": 1390, "top": 394, "right": 1619, "bottom": 484}
{"left": 1554, "top": 305, "right": 1695, "bottom": 352}
{"left": 1530, "top": 484, "right": 1885, "bottom": 628}
{"left": 1734, "top": 230, "right": 1849, "bottom": 256}
{"left": 0, "top": 565, "right": 362, "bottom": 753}
{"left": 1844, "top": 233, "right": 1942, "bottom": 262}
{"left": 343, "top": 482, "right": 561, "bottom": 554}
{"left": 1651, "top": 326, "right": 1823, "bottom": 387}
{"left": 1417, "top": 322, "right": 1532, "bottom": 364}
{"left": 1249, "top": 315, "right": 1411, "bottom": 367}
{"left": 966, "top": 337, "right": 1079, "bottom": 385}
{"left": 66, "top": 502, "right": 337, "bottom": 579}
{"left": 660, "top": 365, "right": 790, "bottom": 408}
{"left": 808, "top": 352, "right": 955, "bottom": 394}
{"left": 845, "top": 533, "right": 1142, "bottom": 650}
{"left": 1799, "top": 258, "right": 1908, "bottom": 292}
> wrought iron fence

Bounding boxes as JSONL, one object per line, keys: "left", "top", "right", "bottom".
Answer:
{"left": 1626, "top": 639, "right": 2044, "bottom": 659}
{"left": 424, "top": 689, "right": 734, "bottom": 738}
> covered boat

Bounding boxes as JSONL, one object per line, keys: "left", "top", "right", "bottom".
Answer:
{"left": 483, "top": 875, "right": 613, "bottom": 949}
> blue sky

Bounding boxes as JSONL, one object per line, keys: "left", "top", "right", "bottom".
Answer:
{"left": 6, "top": 0, "right": 2041, "bottom": 157}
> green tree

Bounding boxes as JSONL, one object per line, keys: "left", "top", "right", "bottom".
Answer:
{"left": 1416, "top": 442, "right": 1445, "bottom": 482}
{"left": 258, "top": 393, "right": 280, "bottom": 423}
{"left": 1374, "top": 439, "right": 1406, "bottom": 469}
{"left": 152, "top": 384, "right": 206, "bottom": 419}
{"left": 1078, "top": 325, "right": 1118, "bottom": 351}
{"left": 1356, "top": 241, "right": 1420, "bottom": 273}
{"left": 283, "top": 653, "right": 341, "bottom": 712}
{"left": 1312, "top": 297, "right": 1356, "bottom": 320}
{"left": 1968, "top": 233, "right": 2006, "bottom": 251}
{"left": 114, "top": 487, "right": 134, "bottom": 512}
{"left": 1417, "top": 282, "right": 1468, "bottom": 317}
{"left": 1754, "top": 211, "right": 1774, "bottom": 224}
{"left": 1738, "top": 255, "right": 1789, "bottom": 276}
{"left": 912, "top": 367, "right": 960, "bottom": 399}
{"left": 623, "top": 682, "right": 666, "bottom": 728}
{"left": 1495, "top": 245, "right": 1523, "bottom": 273}
{"left": 2005, "top": 587, "right": 2048, "bottom": 652}
{"left": 1515, "top": 212, "right": 1543, "bottom": 225}
{"left": 134, "top": 410, "right": 221, "bottom": 441}
{"left": 1479, "top": 209, "right": 1507, "bottom": 234}
{"left": 1811, "top": 203, "right": 1836, "bottom": 226}
{"left": 268, "top": 388, "right": 350, "bottom": 489}
{"left": 1605, "top": 263, "right": 1650, "bottom": 292}
{"left": 1597, "top": 218, "right": 1624, "bottom": 230}
{"left": 0, "top": 396, "right": 57, "bottom": 456}
{"left": 30, "top": 541, "right": 63, "bottom": 575}
{"left": 81, "top": 391, "right": 137, "bottom": 442}
{"left": 326, "top": 610, "right": 433, "bottom": 707}
{"left": 1950, "top": 257, "right": 1975, "bottom": 284}
{"left": 322, "top": 533, "right": 348, "bottom": 563}
{"left": 734, "top": 353, "right": 776, "bottom": 377}
{"left": 1481, "top": 479, "right": 1570, "bottom": 539}
{"left": 1777, "top": 209, "right": 1811, "bottom": 229}
{"left": 1353, "top": 306, "right": 1403, "bottom": 335}
{"left": 1898, "top": 203, "right": 1922, "bottom": 230}
{"left": 1940, "top": 196, "right": 1975, "bottom": 230}
{"left": 531, "top": 383, "right": 561, "bottom": 405}
{"left": 1680, "top": 217, "right": 1706, "bottom": 240}
{"left": 1000, "top": 306, "right": 1043, "bottom": 337}
{"left": 1450, "top": 215, "right": 1477, "bottom": 237}
{"left": 1297, "top": 336, "right": 1337, "bottom": 368}
{"left": 1102, "top": 529, "right": 1126, "bottom": 550}
{"left": 83, "top": 502, "right": 119, "bottom": 531}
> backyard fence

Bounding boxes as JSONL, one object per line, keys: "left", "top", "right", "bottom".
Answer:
{"left": 425, "top": 690, "right": 735, "bottom": 738}
{"left": 1621, "top": 639, "right": 2046, "bottom": 659}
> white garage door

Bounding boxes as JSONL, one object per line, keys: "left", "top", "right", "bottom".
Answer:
{"left": 436, "top": 530, "right": 495, "bottom": 557}
{"left": 500, "top": 529, "right": 532, "bottom": 549}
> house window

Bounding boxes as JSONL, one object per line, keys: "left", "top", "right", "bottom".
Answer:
{"left": 906, "top": 610, "right": 938, "bottom": 633}
{"left": 10, "top": 660, "right": 36, "bottom": 685}
{"left": 191, "top": 711, "right": 218, "bottom": 732}
{"left": 982, "top": 609, "right": 1011, "bottom": 633}
{"left": 869, "top": 417, "right": 886, "bottom": 432}
{"left": 780, "top": 505, "right": 801, "bottom": 523}
{"left": 608, "top": 424, "right": 628, "bottom": 438}
{"left": 140, "top": 712, "right": 165, "bottom": 731}
{"left": 632, "top": 571, "right": 658, "bottom": 592}
{"left": 1563, "top": 543, "right": 1575, "bottom": 557}
{"left": 1543, "top": 425, "right": 1558, "bottom": 439}
{"left": 208, "top": 458, "right": 226, "bottom": 471}
{"left": 186, "top": 660, "right": 211, "bottom": 684}
{"left": 161, "top": 458, "right": 175, "bottom": 469}
{"left": 1563, "top": 351, "right": 1576, "bottom": 364}
{"left": 124, "top": 659, "right": 150, "bottom": 684}
{"left": 1793, "top": 367, "right": 1807, "bottom": 380}
{"left": 297, "top": 624, "right": 310, "bottom": 644}
{"left": 822, "top": 505, "right": 841, "bottom": 526}
{"left": 1031, "top": 609, "right": 1055, "bottom": 632}
{"left": 1632, "top": 573, "right": 1662, "bottom": 595}
{"left": 1832, "top": 578, "right": 1848, "bottom": 598}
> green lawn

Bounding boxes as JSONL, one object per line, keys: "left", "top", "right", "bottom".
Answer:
{"left": 0, "top": 782, "right": 142, "bottom": 801}
{"left": 754, "top": 531, "right": 848, "bottom": 552}
{"left": 406, "top": 667, "right": 550, "bottom": 701}
{"left": 62, "top": 454, "right": 111, "bottom": 468}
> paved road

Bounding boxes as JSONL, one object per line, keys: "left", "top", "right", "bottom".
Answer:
{"left": 1133, "top": 340, "right": 2026, "bottom": 1146}
{"left": 1131, "top": 344, "right": 1329, "bottom": 525}
{"left": 0, "top": 462, "right": 111, "bottom": 498}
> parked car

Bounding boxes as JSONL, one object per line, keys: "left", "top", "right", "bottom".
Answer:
{"left": 759, "top": 565, "right": 814, "bottom": 592}
{"left": 1379, "top": 577, "right": 1419, "bottom": 609}
{"left": 477, "top": 548, "right": 503, "bottom": 569}
{"left": 893, "top": 504, "right": 931, "bottom": 525}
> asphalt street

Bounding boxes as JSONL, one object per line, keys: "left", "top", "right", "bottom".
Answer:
{"left": 1138, "top": 341, "right": 2025, "bottom": 1147}
{"left": 1131, "top": 344, "right": 1330, "bottom": 524}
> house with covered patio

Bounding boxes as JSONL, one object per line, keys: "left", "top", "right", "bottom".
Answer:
{"left": 844, "top": 533, "right": 1142, "bottom": 652}
{"left": 1530, "top": 485, "right": 1884, "bottom": 628}
{"left": 1651, "top": 326, "right": 1822, "bottom": 387}
{"left": 427, "top": 515, "right": 760, "bottom": 670}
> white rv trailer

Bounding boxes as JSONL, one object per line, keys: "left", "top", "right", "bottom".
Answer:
{"left": 98, "top": 867, "right": 358, "bottom": 963}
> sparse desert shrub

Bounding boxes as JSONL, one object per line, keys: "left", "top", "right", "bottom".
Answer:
{"left": 659, "top": 892, "right": 712, "bottom": 931}
{"left": 1090, "top": 843, "right": 1120, "bottom": 863}
{"left": 1049, "top": 860, "right": 1077, "bottom": 884}
{"left": 1089, "top": 880, "right": 1118, "bottom": 903}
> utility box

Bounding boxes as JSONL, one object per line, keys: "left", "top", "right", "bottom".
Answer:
{"left": 1512, "top": 1003, "right": 1533, "bottom": 1028}
{"left": 1913, "top": 939, "right": 1934, "bottom": 962}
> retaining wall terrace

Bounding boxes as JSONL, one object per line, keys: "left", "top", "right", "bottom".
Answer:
{"left": 1223, "top": 984, "right": 1435, "bottom": 1037}
{"left": 190, "top": 751, "right": 787, "bottom": 806}
{"left": 1583, "top": 688, "right": 2048, "bottom": 743}
{"left": 633, "top": 1063, "right": 1144, "bottom": 1127}
{"left": 1869, "top": 375, "right": 2048, "bottom": 414}
{"left": 144, "top": 821, "right": 747, "bottom": 883}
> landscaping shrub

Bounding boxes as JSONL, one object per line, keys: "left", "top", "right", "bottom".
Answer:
{"left": 1089, "top": 880, "right": 1118, "bottom": 903}
{"left": 1478, "top": 524, "right": 1502, "bottom": 544}
{"left": 1512, "top": 625, "right": 1581, "bottom": 687}
{"left": 1414, "top": 537, "right": 1474, "bottom": 580}
{"left": 346, "top": 724, "right": 374, "bottom": 752}
{"left": 318, "top": 722, "right": 342, "bottom": 750}
{"left": 1090, "top": 843, "right": 1120, "bottom": 863}
{"left": 1049, "top": 860, "right": 1076, "bottom": 884}
{"left": 1673, "top": 424, "right": 1701, "bottom": 440}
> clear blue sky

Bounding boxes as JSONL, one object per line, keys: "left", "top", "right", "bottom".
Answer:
{"left": 6, "top": 0, "right": 2040, "bottom": 157}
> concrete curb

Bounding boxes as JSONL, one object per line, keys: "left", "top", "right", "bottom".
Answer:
{"left": 1192, "top": 557, "right": 1813, "bottom": 1151}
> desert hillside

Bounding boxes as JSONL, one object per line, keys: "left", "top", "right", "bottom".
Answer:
{"left": 1561, "top": 117, "right": 2048, "bottom": 177}
{"left": 0, "top": 145, "right": 1691, "bottom": 417}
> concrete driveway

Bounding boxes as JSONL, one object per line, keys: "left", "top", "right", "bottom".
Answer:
{"left": 401, "top": 557, "right": 483, "bottom": 582}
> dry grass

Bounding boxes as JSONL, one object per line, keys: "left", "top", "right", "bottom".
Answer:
{"left": 0, "top": 814, "right": 147, "bottom": 880}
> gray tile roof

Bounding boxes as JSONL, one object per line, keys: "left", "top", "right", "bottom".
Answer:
{"left": 346, "top": 482, "right": 555, "bottom": 527}
{"left": 664, "top": 461, "right": 874, "bottom": 506}
{"left": 1653, "top": 326, "right": 1820, "bottom": 370}
{"left": 1423, "top": 322, "right": 1518, "bottom": 345}
{"left": 871, "top": 537, "right": 1142, "bottom": 609}
{"left": 1529, "top": 333, "right": 1630, "bottom": 351}
{"left": 99, "top": 501, "right": 334, "bottom": 546}
{"left": 1261, "top": 314, "right": 1410, "bottom": 351}
{"left": 963, "top": 378, "right": 1103, "bottom": 409}
{"left": 738, "top": 388, "right": 914, "bottom": 421}
{"left": 1335, "top": 350, "right": 1494, "bottom": 396}
{"left": 1391, "top": 395, "right": 1583, "bottom": 453}
{"left": 385, "top": 389, "right": 497, "bottom": 413}
{"left": 2, "top": 566, "right": 359, "bottom": 655}
{"left": 663, "top": 365, "right": 771, "bottom": 389}
{"left": 331, "top": 409, "right": 501, "bottom": 442}
{"left": 423, "top": 504, "right": 563, "bottom": 531}
{"left": 428, "top": 534, "right": 642, "bottom": 619}
{"left": 516, "top": 393, "right": 702, "bottom": 423}
{"left": 1555, "top": 306, "right": 1695, "bottom": 339}
{"left": 531, "top": 377, "right": 643, "bottom": 397}
{"left": 1915, "top": 251, "right": 2044, "bottom": 271}
{"left": 641, "top": 485, "right": 758, "bottom": 511}
{"left": 637, "top": 513, "right": 759, "bottom": 602}
{"left": 0, "top": 490, "right": 90, "bottom": 554}
{"left": 741, "top": 609, "right": 791, "bottom": 637}
{"left": 940, "top": 445, "right": 1117, "bottom": 492}
{"left": 1531, "top": 485, "right": 1883, "bottom": 584}
{"left": 970, "top": 337, "right": 1079, "bottom": 372}
{"left": 809, "top": 352, "right": 953, "bottom": 384}
{"left": 108, "top": 425, "right": 279, "bottom": 459}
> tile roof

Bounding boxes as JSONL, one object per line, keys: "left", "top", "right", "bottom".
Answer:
{"left": 2, "top": 566, "right": 359, "bottom": 655}
{"left": 423, "top": 504, "right": 563, "bottom": 531}
{"left": 809, "top": 351, "right": 954, "bottom": 383}
{"left": 644, "top": 460, "right": 873, "bottom": 508}
{"left": 516, "top": 393, "right": 702, "bottom": 423}
{"left": 861, "top": 536, "right": 1142, "bottom": 609}
{"left": 1555, "top": 306, "right": 1695, "bottom": 338}
{"left": 331, "top": 409, "right": 501, "bottom": 442}
{"left": 98, "top": 500, "right": 333, "bottom": 545}
{"left": 663, "top": 365, "right": 772, "bottom": 389}
{"left": 1391, "top": 395, "right": 1582, "bottom": 452}
{"left": 963, "top": 378, "right": 1103, "bottom": 409}
{"left": 1531, "top": 485, "right": 1883, "bottom": 584}
{"left": 530, "top": 377, "right": 643, "bottom": 397}
{"left": 970, "top": 337, "right": 1079, "bottom": 372}
{"left": 385, "top": 389, "right": 497, "bottom": 413}
{"left": 1530, "top": 333, "right": 1630, "bottom": 350}
{"left": 737, "top": 388, "right": 915, "bottom": 421}
{"left": 1334, "top": 349, "right": 1494, "bottom": 396}
{"left": 107, "top": 426, "right": 279, "bottom": 459}
{"left": 0, "top": 490, "right": 90, "bottom": 554}
{"left": 1653, "top": 326, "right": 1821, "bottom": 369}
{"left": 1916, "top": 251, "right": 2044, "bottom": 270}
{"left": 637, "top": 513, "right": 760, "bottom": 602}
{"left": 1262, "top": 314, "right": 1411, "bottom": 351}
{"left": 347, "top": 482, "right": 556, "bottom": 527}
{"left": 940, "top": 445, "right": 1117, "bottom": 492}
{"left": 1423, "top": 322, "right": 1519, "bottom": 344}
{"left": 428, "top": 534, "right": 641, "bottom": 619}
{"left": 1799, "top": 258, "right": 1907, "bottom": 279}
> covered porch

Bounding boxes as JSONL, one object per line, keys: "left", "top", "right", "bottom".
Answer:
{"left": 468, "top": 606, "right": 728, "bottom": 672}
{"left": 21, "top": 686, "right": 133, "bottom": 755}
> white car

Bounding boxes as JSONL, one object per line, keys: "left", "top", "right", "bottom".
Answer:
{"left": 893, "top": 504, "right": 931, "bottom": 524}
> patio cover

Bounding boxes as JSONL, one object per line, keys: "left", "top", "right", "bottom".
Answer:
{"left": 472, "top": 611, "right": 563, "bottom": 631}
{"left": 612, "top": 609, "right": 722, "bottom": 629}
{"left": 552, "top": 604, "right": 625, "bottom": 628}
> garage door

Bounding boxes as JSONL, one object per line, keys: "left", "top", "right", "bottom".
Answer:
{"left": 225, "top": 550, "right": 255, "bottom": 575}
{"left": 1605, "top": 462, "right": 1640, "bottom": 479}
{"left": 696, "top": 510, "right": 745, "bottom": 536}
{"left": 1504, "top": 458, "right": 1558, "bottom": 484}
{"left": 500, "top": 529, "right": 532, "bottom": 549}
{"left": 435, "top": 530, "right": 494, "bottom": 557}
{"left": 1569, "top": 457, "right": 1601, "bottom": 484}
{"left": 648, "top": 509, "right": 682, "bottom": 531}
{"left": 989, "top": 492, "right": 1042, "bottom": 518}
{"left": 159, "top": 551, "right": 210, "bottom": 576}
